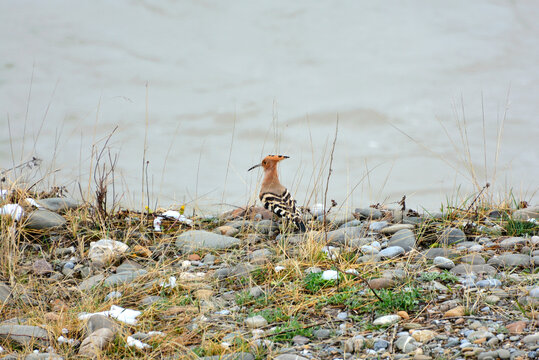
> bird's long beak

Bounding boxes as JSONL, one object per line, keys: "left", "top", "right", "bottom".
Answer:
{"left": 248, "top": 163, "right": 261, "bottom": 171}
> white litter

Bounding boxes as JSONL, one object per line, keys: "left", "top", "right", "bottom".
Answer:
{"left": 160, "top": 276, "right": 177, "bottom": 288}
{"left": 0, "top": 189, "right": 8, "bottom": 199}
{"left": 321, "top": 270, "right": 339, "bottom": 280}
{"left": 0, "top": 345, "right": 4, "bottom": 353}
{"left": 0, "top": 204, "right": 24, "bottom": 221}
{"left": 153, "top": 217, "right": 163, "bottom": 231}
{"left": 345, "top": 269, "right": 359, "bottom": 275}
{"left": 57, "top": 335, "right": 77, "bottom": 345}
{"left": 25, "top": 198, "right": 41, "bottom": 207}
{"left": 274, "top": 265, "right": 286, "bottom": 272}
{"left": 126, "top": 336, "right": 151, "bottom": 349}
{"left": 78, "top": 305, "right": 142, "bottom": 325}
{"left": 88, "top": 239, "right": 129, "bottom": 265}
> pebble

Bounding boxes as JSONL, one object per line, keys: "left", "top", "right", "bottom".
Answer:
{"left": 245, "top": 315, "right": 268, "bottom": 328}
{"left": 25, "top": 209, "right": 66, "bottom": 229}
{"left": 378, "top": 246, "right": 405, "bottom": 259}
{"left": 388, "top": 229, "right": 416, "bottom": 252}
{"left": 437, "top": 227, "right": 466, "bottom": 245}
{"left": 373, "top": 314, "right": 401, "bottom": 326}
{"left": 476, "top": 279, "right": 502, "bottom": 288}
{"left": 433, "top": 256, "right": 455, "bottom": 269}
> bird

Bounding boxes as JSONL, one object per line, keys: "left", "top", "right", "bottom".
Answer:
{"left": 248, "top": 155, "right": 306, "bottom": 232}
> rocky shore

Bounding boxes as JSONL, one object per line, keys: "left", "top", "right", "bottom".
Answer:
{"left": 0, "top": 194, "right": 538, "bottom": 359}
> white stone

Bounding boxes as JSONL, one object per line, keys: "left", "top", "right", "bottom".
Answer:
{"left": 373, "top": 314, "right": 401, "bottom": 326}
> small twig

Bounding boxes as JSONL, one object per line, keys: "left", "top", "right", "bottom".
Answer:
{"left": 388, "top": 323, "right": 398, "bottom": 354}
{"left": 323, "top": 116, "right": 339, "bottom": 243}
{"left": 466, "top": 182, "right": 490, "bottom": 213}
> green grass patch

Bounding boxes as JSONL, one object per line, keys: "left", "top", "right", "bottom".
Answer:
{"left": 303, "top": 271, "right": 341, "bottom": 293}
{"left": 419, "top": 270, "right": 459, "bottom": 284}
{"left": 268, "top": 319, "right": 314, "bottom": 342}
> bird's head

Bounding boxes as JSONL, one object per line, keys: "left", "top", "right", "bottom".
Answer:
{"left": 248, "top": 154, "right": 289, "bottom": 171}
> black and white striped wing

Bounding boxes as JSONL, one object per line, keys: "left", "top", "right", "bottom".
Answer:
{"left": 260, "top": 189, "right": 306, "bottom": 231}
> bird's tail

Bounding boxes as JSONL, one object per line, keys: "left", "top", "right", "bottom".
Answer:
{"left": 294, "top": 218, "right": 307, "bottom": 232}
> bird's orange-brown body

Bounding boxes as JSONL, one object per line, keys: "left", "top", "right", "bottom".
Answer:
{"left": 249, "top": 155, "right": 306, "bottom": 231}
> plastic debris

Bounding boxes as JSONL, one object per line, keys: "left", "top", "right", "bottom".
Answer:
{"left": 78, "top": 305, "right": 142, "bottom": 325}
{"left": 160, "top": 276, "right": 177, "bottom": 288}
{"left": 25, "top": 198, "right": 41, "bottom": 207}
{"left": 153, "top": 210, "right": 193, "bottom": 231}
{"left": 321, "top": 270, "right": 339, "bottom": 280}
{"left": 274, "top": 265, "right": 286, "bottom": 272}
{"left": 0, "top": 204, "right": 24, "bottom": 221}
{"left": 88, "top": 239, "right": 129, "bottom": 265}
{"left": 126, "top": 336, "right": 151, "bottom": 349}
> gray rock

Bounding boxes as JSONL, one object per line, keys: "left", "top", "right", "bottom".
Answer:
{"left": 487, "top": 253, "right": 532, "bottom": 268}
{"left": 324, "top": 212, "right": 356, "bottom": 227}
{"left": 78, "top": 274, "right": 105, "bottom": 291}
{"left": 200, "top": 353, "right": 255, "bottom": 360}
{"left": 254, "top": 220, "right": 279, "bottom": 234}
{"left": 85, "top": 314, "right": 119, "bottom": 335}
{"left": 25, "top": 354, "right": 63, "bottom": 360}
{"left": 248, "top": 248, "right": 272, "bottom": 264}
{"left": 433, "top": 256, "right": 455, "bottom": 269}
{"left": 369, "top": 221, "right": 388, "bottom": 231}
{"left": 500, "top": 237, "right": 527, "bottom": 249}
{"left": 373, "top": 314, "right": 401, "bottom": 326}
{"left": 530, "top": 287, "right": 539, "bottom": 298}
{"left": 292, "top": 335, "right": 310, "bottom": 345}
{"left": 325, "top": 225, "right": 364, "bottom": 245}
{"left": 378, "top": 246, "right": 405, "bottom": 259}
{"left": 176, "top": 230, "right": 240, "bottom": 252}
{"left": 213, "top": 267, "right": 233, "bottom": 279}
{"left": 313, "top": 329, "right": 330, "bottom": 339}
{"left": 388, "top": 229, "right": 416, "bottom": 252}
{"left": 273, "top": 355, "right": 308, "bottom": 360}
{"left": 522, "top": 333, "right": 539, "bottom": 345}
{"left": 354, "top": 207, "right": 382, "bottom": 220}
{"left": 497, "top": 349, "right": 511, "bottom": 359}
{"left": 78, "top": 328, "right": 115, "bottom": 358}
{"left": 249, "top": 286, "right": 264, "bottom": 298}
{"left": 512, "top": 206, "right": 539, "bottom": 220}
{"left": 395, "top": 335, "right": 417, "bottom": 353}
{"left": 437, "top": 227, "right": 466, "bottom": 245}
{"left": 36, "top": 197, "right": 80, "bottom": 212}
{"left": 468, "top": 330, "right": 494, "bottom": 341}
{"left": 360, "top": 245, "right": 379, "bottom": 255}
{"left": 116, "top": 260, "right": 143, "bottom": 273}
{"left": 203, "top": 254, "right": 216, "bottom": 265}
{"left": 340, "top": 219, "right": 363, "bottom": 228}
{"left": 25, "top": 209, "right": 66, "bottom": 229}
{"left": 103, "top": 269, "right": 147, "bottom": 286}
{"left": 32, "top": 259, "right": 53, "bottom": 275}
{"left": 450, "top": 264, "right": 497, "bottom": 276}
{"left": 460, "top": 254, "right": 485, "bottom": 265}
{"left": 0, "top": 282, "right": 12, "bottom": 303}
{"left": 245, "top": 315, "right": 267, "bottom": 328}
{"left": 0, "top": 324, "right": 49, "bottom": 345}
{"left": 476, "top": 279, "right": 502, "bottom": 288}
{"left": 420, "top": 248, "right": 458, "bottom": 260}
{"left": 478, "top": 351, "right": 498, "bottom": 360}
{"left": 140, "top": 295, "right": 163, "bottom": 306}
{"left": 374, "top": 339, "right": 389, "bottom": 350}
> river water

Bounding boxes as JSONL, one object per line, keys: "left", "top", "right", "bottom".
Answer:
{"left": 1, "top": 1, "right": 538, "bottom": 213}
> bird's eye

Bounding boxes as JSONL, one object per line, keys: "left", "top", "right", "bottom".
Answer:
{"left": 262, "top": 161, "right": 266, "bottom": 165}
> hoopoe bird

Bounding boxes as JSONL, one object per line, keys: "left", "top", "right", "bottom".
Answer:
{"left": 248, "top": 155, "right": 306, "bottom": 232}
